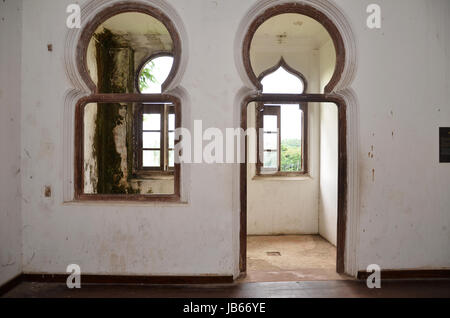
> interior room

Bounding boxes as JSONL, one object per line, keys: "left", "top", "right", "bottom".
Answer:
{"left": 1, "top": 0, "right": 449, "bottom": 299}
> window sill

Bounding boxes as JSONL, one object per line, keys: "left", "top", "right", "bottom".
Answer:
{"left": 252, "top": 174, "right": 312, "bottom": 182}
{"left": 131, "top": 172, "right": 175, "bottom": 181}
{"left": 131, "top": 175, "right": 174, "bottom": 181}
{"left": 63, "top": 200, "right": 189, "bottom": 207}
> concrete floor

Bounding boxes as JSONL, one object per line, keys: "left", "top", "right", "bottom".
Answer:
{"left": 244, "top": 235, "right": 346, "bottom": 283}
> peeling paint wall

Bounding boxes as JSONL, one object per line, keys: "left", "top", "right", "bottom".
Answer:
{"left": 0, "top": 0, "right": 23, "bottom": 285}
{"left": 350, "top": 0, "right": 450, "bottom": 271}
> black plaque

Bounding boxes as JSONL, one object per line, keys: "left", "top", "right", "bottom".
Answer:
{"left": 440, "top": 128, "right": 450, "bottom": 163}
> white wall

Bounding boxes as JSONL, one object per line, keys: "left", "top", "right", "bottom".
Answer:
{"left": 342, "top": 0, "right": 450, "bottom": 271}
{"left": 319, "top": 102, "right": 338, "bottom": 245}
{"left": 20, "top": 0, "right": 243, "bottom": 277}
{"left": 9, "top": 0, "right": 450, "bottom": 279}
{"left": 319, "top": 40, "right": 338, "bottom": 246}
{"left": 0, "top": 0, "right": 23, "bottom": 286}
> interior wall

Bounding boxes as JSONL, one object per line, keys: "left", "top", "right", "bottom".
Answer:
{"left": 319, "top": 39, "right": 338, "bottom": 246}
{"left": 20, "top": 0, "right": 241, "bottom": 278}
{"left": 12, "top": 0, "right": 450, "bottom": 279}
{"left": 247, "top": 50, "right": 321, "bottom": 235}
{"left": 0, "top": 0, "right": 23, "bottom": 285}
{"left": 347, "top": 0, "right": 450, "bottom": 271}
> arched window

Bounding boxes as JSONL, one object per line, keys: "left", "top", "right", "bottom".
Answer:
{"left": 256, "top": 58, "right": 309, "bottom": 175}
{"left": 137, "top": 55, "right": 175, "bottom": 94}
{"left": 75, "top": 5, "right": 182, "bottom": 202}
{"left": 261, "top": 68, "right": 305, "bottom": 94}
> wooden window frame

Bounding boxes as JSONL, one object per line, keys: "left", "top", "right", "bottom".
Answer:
{"left": 73, "top": 3, "right": 183, "bottom": 202}
{"left": 75, "top": 94, "right": 181, "bottom": 202}
{"left": 256, "top": 102, "right": 308, "bottom": 176}
{"left": 133, "top": 103, "right": 176, "bottom": 176}
{"left": 255, "top": 58, "right": 309, "bottom": 177}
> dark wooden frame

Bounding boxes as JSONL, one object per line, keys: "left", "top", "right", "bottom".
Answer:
{"left": 243, "top": 3, "right": 345, "bottom": 93}
{"left": 75, "top": 94, "right": 181, "bottom": 202}
{"left": 135, "top": 51, "right": 175, "bottom": 94}
{"left": 240, "top": 3, "right": 348, "bottom": 275}
{"left": 257, "top": 105, "right": 281, "bottom": 173}
{"left": 74, "top": 2, "right": 183, "bottom": 202}
{"left": 240, "top": 94, "right": 347, "bottom": 274}
{"left": 256, "top": 102, "right": 308, "bottom": 176}
{"left": 133, "top": 103, "right": 176, "bottom": 176}
{"left": 255, "top": 58, "right": 309, "bottom": 176}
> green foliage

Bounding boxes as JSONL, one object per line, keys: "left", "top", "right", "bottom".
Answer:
{"left": 139, "top": 61, "right": 157, "bottom": 92}
{"left": 281, "top": 139, "right": 302, "bottom": 172}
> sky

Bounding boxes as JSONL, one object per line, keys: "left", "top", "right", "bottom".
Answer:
{"left": 140, "top": 56, "right": 174, "bottom": 94}
{"left": 262, "top": 67, "right": 304, "bottom": 140}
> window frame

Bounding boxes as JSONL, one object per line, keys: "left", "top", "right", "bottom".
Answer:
{"left": 75, "top": 94, "right": 181, "bottom": 202}
{"left": 73, "top": 4, "right": 184, "bottom": 202}
{"left": 135, "top": 52, "right": 175, "bottom": 94}
{"left": 255, "top": 58, "right": 309, "bottom": 177}
{"left": 256, "top": 102, "right": 308, "bottom": 176}
{"left": 133, "top": 103, "right": 176, "bottom": 176}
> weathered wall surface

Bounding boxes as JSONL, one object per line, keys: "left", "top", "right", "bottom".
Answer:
{"left": 0, "top": 0, "right": 23, "bottom": 285}
{"left": 15, "top": 0, "right": 450, "bottom": 279}
{"left": 344, "top": 0, "right": 450, "bottom": 271}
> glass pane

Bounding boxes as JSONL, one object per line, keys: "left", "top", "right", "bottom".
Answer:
{"left": 168, "top": 132, "right": 175, "bottom": 149}
{"left": 168, "top": 113, "right": 175, "bottom": 131}
{"left": 143, "top": 150, "right": 160, "bottom": 167}
{"left": 143, "top": 114, "right": 160, "bottom": 131}
{"left": 168, "top": 150, "right": 174, "bottom": 167}
{"left": 264, "top": 133, "right": 278, "bottom": 150}
{"left": 280, "top": 104, "right": 302, "bottom": 172}
{"left": 264, "top": 115, "right": 277, "bottom": 132}
{"left": 143, "top": 132, "right": 160, "bottom": 149}
{"left": 263, "top": 151, "right": 277, "bottom": 169}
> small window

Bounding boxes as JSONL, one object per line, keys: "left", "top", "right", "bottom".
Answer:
{"left": 138, "top": 55, "right": 174, "bottom": 94}
{"left": 257, "top": 103, "right": 307, "bottom": 174}
{"left": 135, "top": 103, "right": 176, "bottom": 174}
{"left": 261, "top": 67, "right": 305, "bottom": 94}
{"left": 256, "top": 59, "right": 308, "bottom": 176}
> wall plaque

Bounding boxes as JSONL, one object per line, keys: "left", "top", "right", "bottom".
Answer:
{"left": 440, "top": 128, "right": 450, "bottom": 163}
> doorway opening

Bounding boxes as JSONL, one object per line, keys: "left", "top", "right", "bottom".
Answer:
{"left": 239, "top": 4, "right": 348, "bottom": 282}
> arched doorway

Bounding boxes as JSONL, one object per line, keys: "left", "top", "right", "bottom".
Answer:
{"left": 239, "top": 3, "right": 350, "bottom": 279}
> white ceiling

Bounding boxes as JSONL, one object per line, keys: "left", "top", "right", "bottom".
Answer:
{"left": 251, "top": 13, "right": 332, "bottom": 51}
{"left": 95, "top": 12, "right": 173, "bottom": 51}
